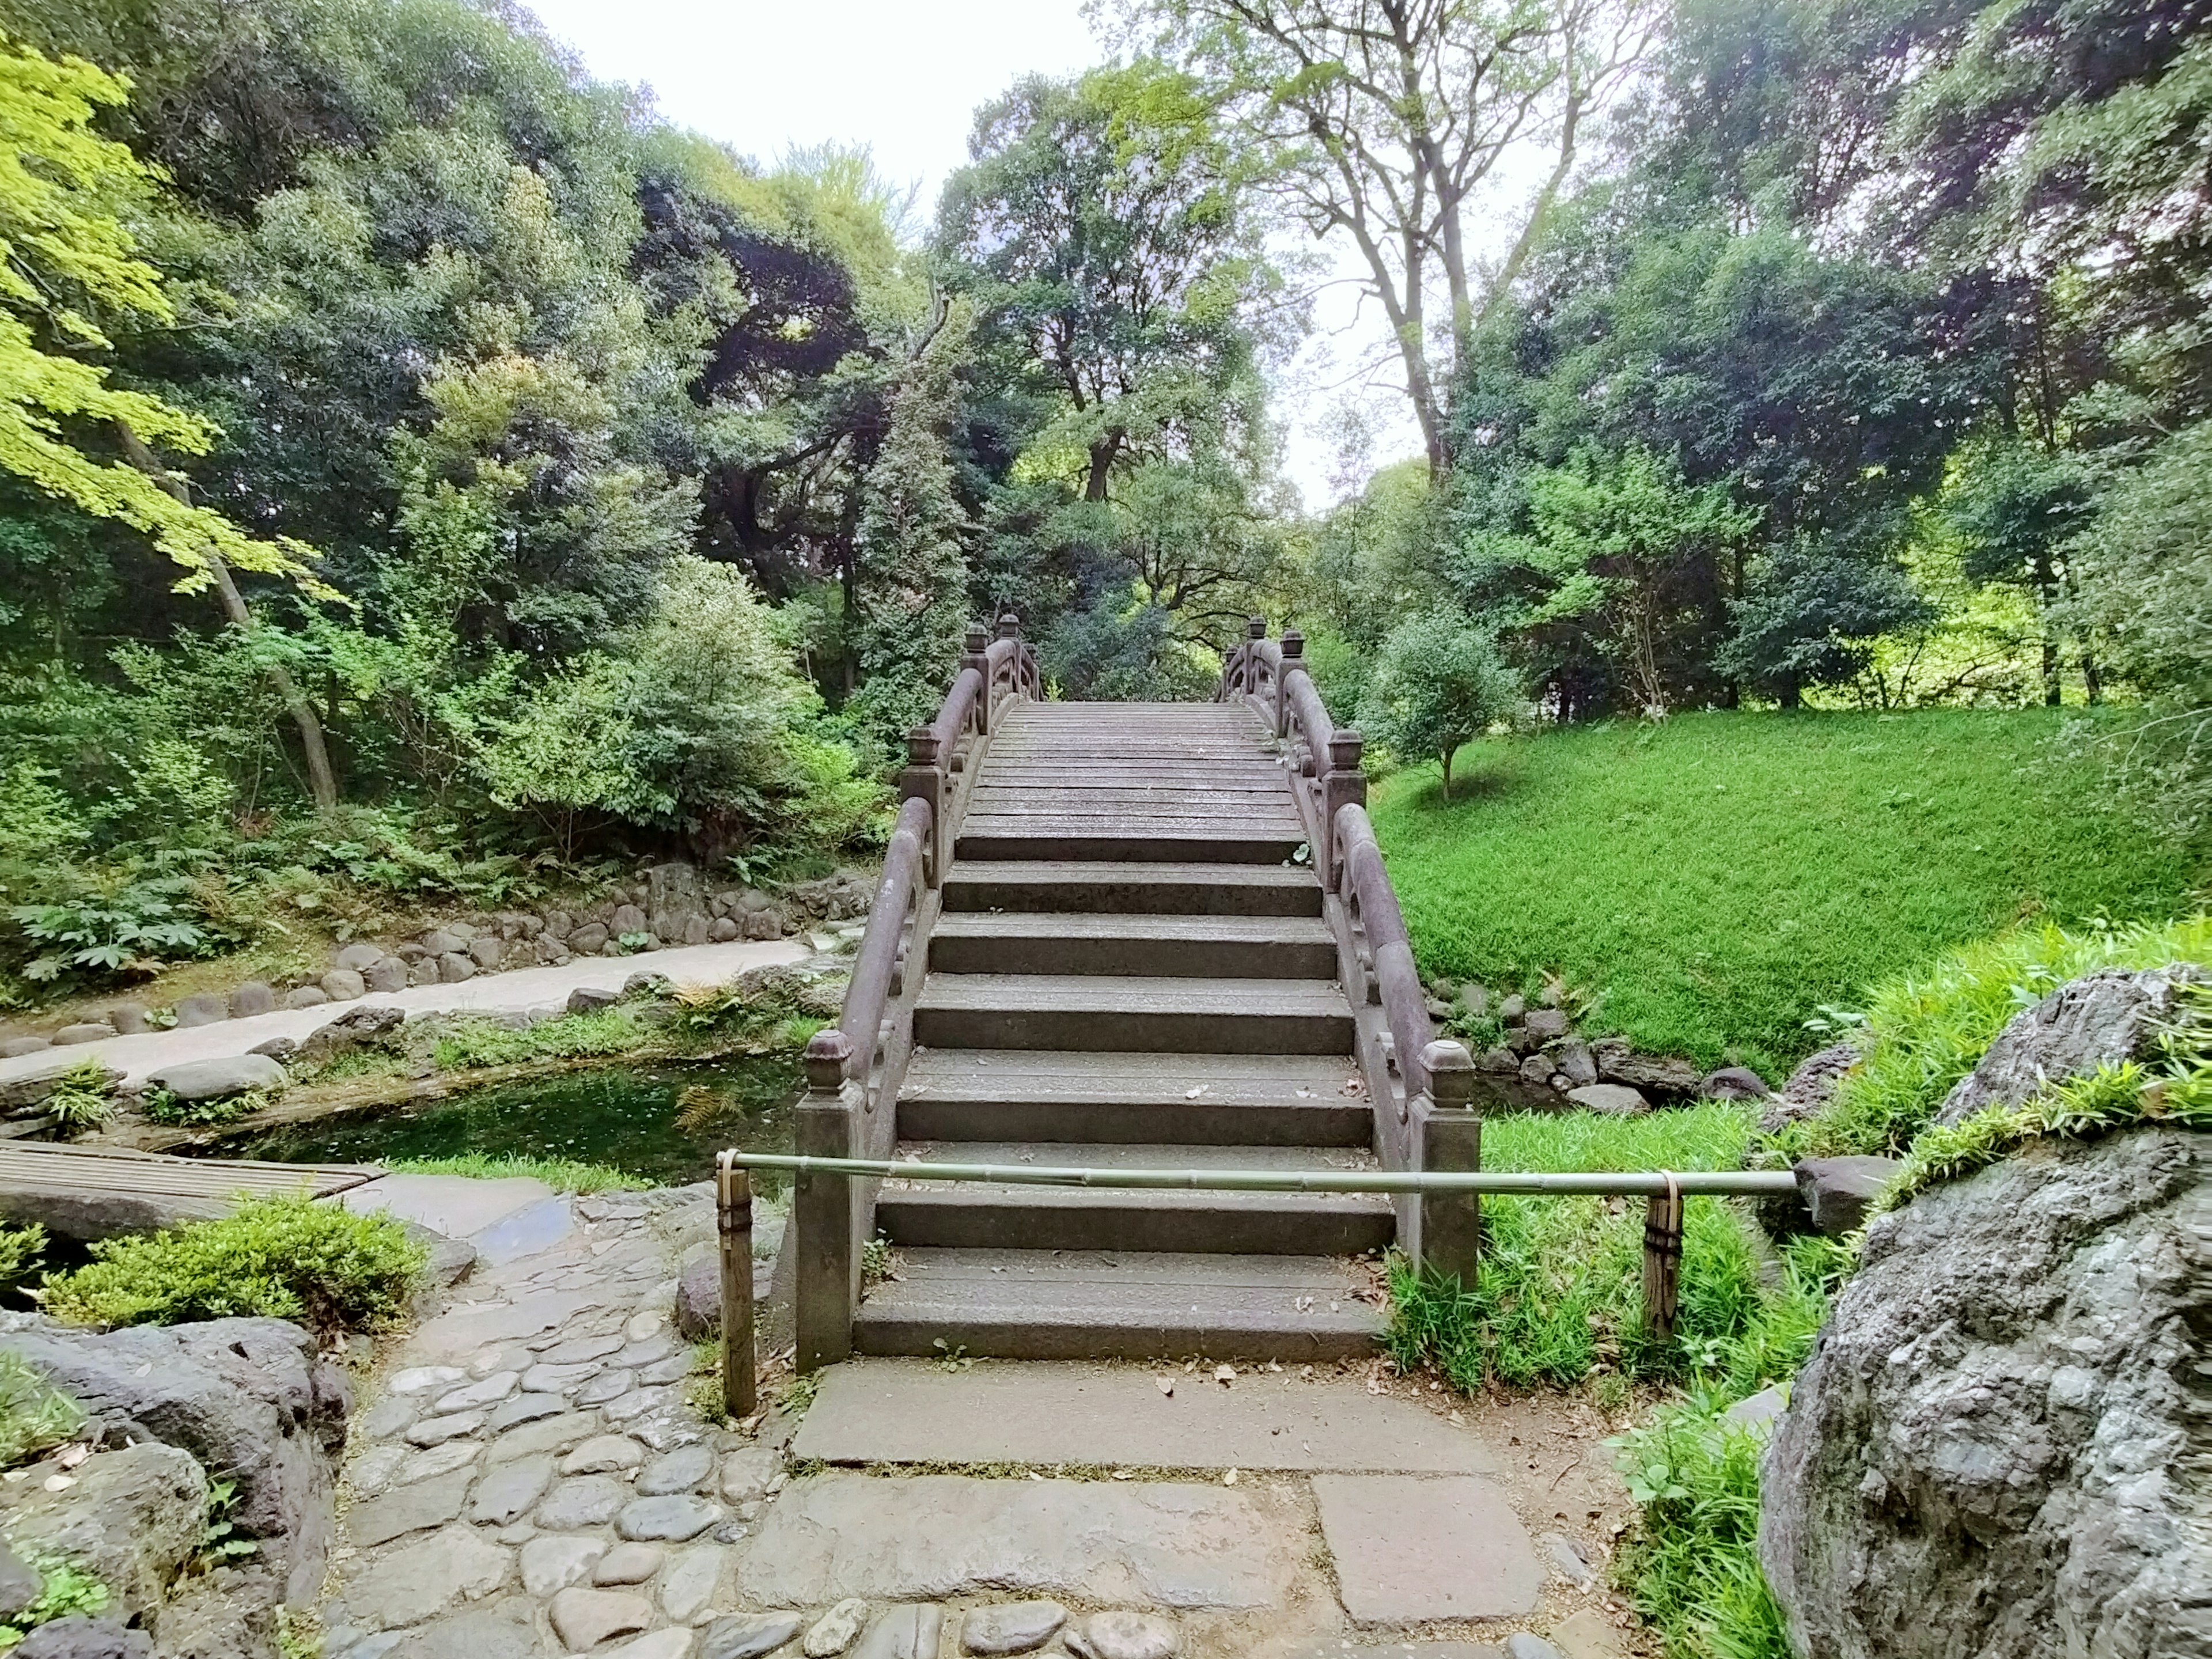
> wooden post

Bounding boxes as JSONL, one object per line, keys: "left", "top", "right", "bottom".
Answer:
{"left": 1642, "top": 1173, "right": 1684, "bottom": 1342}
{"left": 1408, "top": 1040, "right": 1482, "bottom": 1285}
{"left": 794, "top": 1030, "right": 858, "bottom": 1370}
{"left": 716, "top": 1153, "right": 756, "bottom": 1419}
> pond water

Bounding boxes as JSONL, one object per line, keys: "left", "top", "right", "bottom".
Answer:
{"left": 230, "top": 1055, "right": 803, "bottom": 1192}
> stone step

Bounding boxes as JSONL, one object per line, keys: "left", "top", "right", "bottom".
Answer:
{"left": 912, "top": 975, "right": 1355, "bottom": 1054}
{"left": 874, "top": 1142, "right": 1392, "bottom": 1256}
{"left": 953, "top": 819, "right": 1306, "bottom": 864}
{"left": 851, "top": 1247, "right": 1388, "bottom": 1360}
{"left": 896, "top": 1050, "right": 1371, "bottom": 1146}
{"left": 940, "top": 861, "right": 1323, "bottom": 918}
{"left": 929, "top": 912, "right": 1338, "bottom": 979}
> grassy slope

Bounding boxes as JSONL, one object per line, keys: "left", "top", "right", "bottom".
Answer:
{"left": 1370, "top": 709, "right": 2198, "bottom": 1078}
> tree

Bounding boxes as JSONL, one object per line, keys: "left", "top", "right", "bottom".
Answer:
{"left": 1123, "top": 0, "right": 1655, "bottom": 476}
{"left": 937, "top": 63, "right": 1279, "bottom": 503}
{"left": 0, "top": 32, "right": 340, "bottom": 804}
{"left": 1355, "top": 609, "right": 1521, "bottom": 797}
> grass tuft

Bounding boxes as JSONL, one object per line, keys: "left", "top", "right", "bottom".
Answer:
{"left": 1370, "top": 709, "right": 2196, "bottom": 1076}
{"left": 387, "top": 1153, "right": 649, "bottom": 1193}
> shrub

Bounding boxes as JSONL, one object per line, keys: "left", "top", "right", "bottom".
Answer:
{"left": 40, "top": 1060, "right": 113, "bottom": 1134}
{"left": 431, "top": 1007, "right": 645, "bottom": 1070}
{"left": 1609, "top": 1389, "right": 1790, "bottom": 1659}
{"left": 142, "top": 1086, "right": 271, "bottom": 1128}
{"left": 7, "top": 872, "right": 224, "bottom": 984}
{"left": 0, "top": 1555, "right": 110, "bottom": 1647}
{"left": 0, "top": 1222, "right": 47, "bottom": 1290}
{"left": 1354, "top": 609, "right": 1522, "bottom": 800}
{"left": 40, "top": 1195, "right": 426, "bottom": 1332}
{"left": 0, "top": 1350, "right": 84, "bottom": 1470}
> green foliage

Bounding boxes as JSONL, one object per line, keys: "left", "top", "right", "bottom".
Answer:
{"left": 388, "top": 1154, "right": 648, "bottom": 1194}
{"left": 0, "top": 1223, "right": 45, "bottom": 1289}
{"left": 0, "top": 1350, "right": 84, "bottom": 1470}
{"left": 41, "top": 1060, "right": 113, "bottom": 1132}
{"left": 9, "top": 872, "right": 221, "bottom": 983}
{"left": 1384, "top": 1105, "right": 1828, "bottom": 1391}
{"left": 1354, "top": 611, "right": 1522, "bottom": 798}
{"left": 39, "top": 1194, "right": 425, "bottom": 1332}
{"left": 430, "top": 1007, "right": 648, "bottom": 1071}
{"left": 1609, "top": 1391, "right": 1791, "bottom": 1659}
{"left": 1370, "top": 709, "right": 2196, "bottom": 1077}
{"left": 1771, "top": 914, "right": 2212, "bottom": 1161}
{"left": 141, "top": 1086, "right": 271, "bottom": 1128}
{"left": 0, "top": 1554, "right": 110, "bottom": 1648}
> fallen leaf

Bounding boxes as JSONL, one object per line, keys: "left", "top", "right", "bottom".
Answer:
{"left": 54, "top": 1444, "right": 89, "bottom": 1470}
{"left": 1214, "top": 1364, "right": 1236, "bottom": 1385}
{"left": 43, "top": 1474, "right": 74, "bottom": 1491}
{"left": 1156, "top": 1377, "right": 1175, "bottom": 1397}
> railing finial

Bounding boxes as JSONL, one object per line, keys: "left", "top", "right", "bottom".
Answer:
{"left": 1247, "top": 615, "right": 1267, "bottom": 641}
{"left": 964, "top": 622, "right": 988, "bottom": 655}
{"left": 996, "top": 611, "right": 1021, "bottom": 642}
{"left": 1281, "top": 627, "right": 1305, "bottom": 661}
{"left": 906, "top": 725, "right": 943, "bottom": 768}
{"left": 805, "top": 1029, "right": 853, "bottom": 1089}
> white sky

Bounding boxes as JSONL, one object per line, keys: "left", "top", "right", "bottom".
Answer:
{"left": 519, "top": 0, "right": 1428, "bottom": 508}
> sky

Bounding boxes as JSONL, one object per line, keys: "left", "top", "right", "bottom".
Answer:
{"left": 518, "top": 0, "right": 1427, "bottom": 509}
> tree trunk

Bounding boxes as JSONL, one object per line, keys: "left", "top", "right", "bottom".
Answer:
{"left": 1440, "top": 748, "right": 1453, "bottom": 802}
{"left": 113, "top": 422, "right": 339, "bottom": 810}
{"left": 2082, "top": 650, "right": 2103, "bottom": 706}
{"left": 1085, "top": 432, "right": 1122, "bottom": 502}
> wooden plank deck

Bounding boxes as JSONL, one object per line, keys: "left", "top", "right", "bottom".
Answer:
{"left": 0, "top": 1141, "right": 380, "bottom": 1202}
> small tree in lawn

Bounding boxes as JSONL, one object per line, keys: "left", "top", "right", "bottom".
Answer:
{"left": 1357, "top": 611, "right": 1522, "bottom": 801}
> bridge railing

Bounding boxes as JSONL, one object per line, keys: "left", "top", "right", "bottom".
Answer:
{"left": 1219, "top": 619, "right": 1483, "bottom": 1282}
{"left": 793, "top": 612, "right": 1039, "bottom": 1369}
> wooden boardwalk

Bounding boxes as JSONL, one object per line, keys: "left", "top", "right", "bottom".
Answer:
{"left": 0, "top": 1142, "right": 380, "bottom": 1239}
{"left": 793, "top": 622, "right": 1482, "bottom": 1366}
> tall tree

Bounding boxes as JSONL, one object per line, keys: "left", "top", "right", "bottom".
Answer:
{"left": 1122, "top": 0, "right": 1656, "bottom": 475}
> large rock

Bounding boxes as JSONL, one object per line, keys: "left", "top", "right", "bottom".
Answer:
{"left": 363, "top": 955, "right": 410, "bottom": 994}
{"left": 1937, "top": 964, "right": 2201, "bottom": 1126}
{"left": 1592, "top": 1040, "right": 1700, "bottom": 1096}
{"left": 1764, "top": 1041, "right": 1861, "bottom": 1133}
{"left": 145, "top": 1054, "right": 285, "bottom": 1103}
{"left": 0, "top": 1315, "right": 351, "bottom": 1605}
{"left": 1792, "top": 1155, "right": 1899, "bottom": 1236}
{"left": 0, "top": 1444, "right": 207, "bottom": 1624}
{"left": 299, "top": 1003, "right": 405, "bottom": 1060}
{"left": 0, "top": 1062, "right": 122, "bottom": 1115}
{"left": 1760, "top": 1127, "right": 2210, "bottom": 1659}
{"left": 319, "top": 968, "right": 366, "bottom": 1002}
{"left": 13, "top": 1618, "right": 154, "bottom": 1658}
{"left": 647, "top": 863, "right": 703, "bottom": 944}
{"left": 611, "top": 904, "right": 648, "bottom": 938}
{"left": 673, "top": 1251, "right": 720, "bottom": 1340}
{"left": 171, "top": 994, "right": 228, "bottom": 1029}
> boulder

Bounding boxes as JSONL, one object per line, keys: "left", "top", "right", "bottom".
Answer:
{"left": 742, "top": 909, "right": 785, "bottom": 941}
{"left": 1764, "top": 1041, "right": 1861, "bottom": 1133}
{"left": 0, "top": 1314, "right": 351, "bottom": 1605}
{"left": 335, "top": 943, "right": 386, "bottom": 973}
{"left": 1937, "top": 964, "right": 2200, "bottom": 1126}
{"left": 435, "top": 952, "right": 477, "bottom": 984}
{"left": 1521, "top": 1007, "right": 1570, "bottom": 1042}
{"left": 247, "top": 1037, "right": 300, "bottom": 1065}
{"left": 282, "top": 986, "right": 328, "bottom": 1010}
{"left": 0, "top": 1443, "right": 207, "bottom": 1623}
{"left": 569, "top": 922, "right": 610, "bottom": 955}
{"left": 228, "top": 982, "right": 276, "bottom": 1020}
{"left": 611, "top": 904, "right": 648, "bottom": 938}
{"left": 1593, "top": 1040, "right": 1700, "bottom": 1096}
{"left": 681, "top": 914, "right": 712, "bottom": 946}
{"left": 544, "top": 911, "right": 574, "bottom": 939}
{"left": 363, "top": 956, "right": 410, "bottom": 994}
{"left": 0, "top": 1539, "right": 40, "bottom": 1618}
{"left": 1792, "top": 1156, "right": 1899, "bottom": 1236}
{"left": 1, "top": 1062, "right": 122, "bottom": 1115}
{"left": 1565, "top": 1083, "right": 1649, "bottom": 1116}
{"left": 1761, "top": 1127, "right": 2209, "bottom": 1659}
{"left": 567, "top": 986, "right": 621, "bottom": 1017}
{"left": 647, "top": 863, "right": 704, "bottom": 944}
{"left": 319, "top": 968, "right": 366, "bottom": 1002}
{"left": 13, "top": 1618, "right": 154, "bottom": 1658}
{"left": 0, "top": 1037, "right": 52, "bottom": 1059}
{"left": 408, "top": 959, "right": 440, "bottom": 988}
{"left": 1554, "top": 1036, "right": 1598, "bottom": 1089}
{"left": 420, "top": 929, "right": 465, "bottom": 956}
{"left": 51, "top": 1024, "right": 115, "bottom": 1046}
{"left": 1699, "top": 1066, "right": 1771, "bottom": 1102}
{"left": 466, "top": 935, "right": 505, "bottom": 971}
{"left": 1517, "top": 1054, "right": 1552, "bottom": 1086}
{"left": 709, "top": 918, "right": 740, "bottom": 943}
{"left": 172, "top": 994, "right": 228, "bottom": 1029}
{"left": 104, "top": 1005, "right": 147, "bottom": 1036}
{"left": 300, "top": 1004, "right": 405, "bottom": 1060}
{"left": 1498, "top": 993, "right": 1527, "bottom": 1023}
{"left": 673, "top": 1252, "right": 720, "bottom": 1340}
{"left": 146, "top": 1054, "right": 285, "bottom": 1103}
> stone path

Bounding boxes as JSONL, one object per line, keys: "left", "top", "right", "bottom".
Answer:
{"left": 319, "top": 1185, "right": 1643, "bottom": 1659}
{"left": 0, "top": 940, "right": 806, "bottom": 1089}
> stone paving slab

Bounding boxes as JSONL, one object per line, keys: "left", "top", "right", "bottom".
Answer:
{"left": 793, "top": 1359, "right": 1502, "bottom": 1475}
{"left": 1312, "top": 1475, "right": 1542, "bottom": 1625}
{"left": 733, "top": 1472, "right": 1302, "bottom": 1609}
{"left": 0, "top": 937, "right": 806, "bottom": 1086}
{"left": 340, "top": 1175, "right": 574, "bottom": 1263}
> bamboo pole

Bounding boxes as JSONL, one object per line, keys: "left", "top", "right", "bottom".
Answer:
{"left": 716, "top": 1153, "right": 756, "bottom": 1420}
{"left": 1642, "top": 1173, "right": 1685, "bottom": 1340}
{"left": 717, "top": 1151, "right": 1797, "bottom": 1198}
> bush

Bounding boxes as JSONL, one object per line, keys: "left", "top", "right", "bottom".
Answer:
{"left": 0, "top": 1222, "right": 47, "bottom": 1290}
{"left": 1610, "top": 1389, "right": 1790, "bottom": 1659}
{"left": 142, "top": 1086, "right": 271, "bottom": 1128}
{"left": 40, "top": 1195, "right": 426, "bottom": 1332}
{"left": 1354, "top": 609, "right": 1522, "bottom": 800}
{"left": 1767, "top": 913, "right": 2211, "bottom": 1161}
{"left": 0, "top": 1350, "right": 84, "bottom": 1470}
{"left": 41, "top": 1060, "right": 113, "bottom": 1134}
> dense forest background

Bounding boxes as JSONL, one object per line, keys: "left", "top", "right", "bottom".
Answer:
{"left": 1, "top": 0, "right": 2206, "bottom": 992}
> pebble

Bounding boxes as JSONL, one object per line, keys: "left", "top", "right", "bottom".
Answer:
{"left": 485, "top": 1392, "right": 568, "bottom": 1433}
{"left": 466, "top": 1455, "right": 554, "bottom": 1525}
{"left": 434, "top": 1372, "right": 518, "bottom": 1414}
{"left": 519, "top": 1535, "right": 606, "bottom": 1596}
{"left": 404, "top": 1410, "right": 486, "bottom": 1448}
{"left": 616, "top": 1494, "right": 722, "bottom": 1542}
{"left": 804, "top": 1599, "right": 871, "bottom": 1657}
{"left": 659, "top": 1546, "right": 720, "bottom": 1622}
{"left": 397, "top": 1441, "right": 482, "bottom": 1485}
{"left": 549, "top": 1585, "right": 654, "bottom": 1649}
{"left": 961, "top": 1600, "right": 1067, "bottom": 1654}
{"left": 701, "top": 1612, "right": 803, "bottom": 1659}
{"left": 562, "top": 1434, "right": 647, "bottom": 1475}
{"left": 592, "top": 1542, "right": 665, "bottom": 1585}
{"left": 391, "top": 1366, "right": 468, "bottom": 1396}
{"left": 637, "top": 1444, "right": 715, "bottom": 1496}
{"left": 854, "top": 1605, "right": 944, "bottom": 1659}
{"left": 536, "top": 1474, "right": 630, "bottom": 1529}
{"left": 577, "top": 1369, "right": 639, "bottom": 1406}
{"left": 1065, "top": 1611, "right": 1180, "bottom": 1659}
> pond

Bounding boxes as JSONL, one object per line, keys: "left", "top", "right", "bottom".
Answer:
{"left": 229, "top": 1055, "right": 804, "bottom": 1193}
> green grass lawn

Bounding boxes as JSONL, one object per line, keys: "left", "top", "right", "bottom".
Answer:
{"left": 1369, "top": 708, "right": 2199, "bottom": 1078}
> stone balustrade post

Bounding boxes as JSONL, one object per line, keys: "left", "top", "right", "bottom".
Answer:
{"left": 1277, "top": 626, "right": 1304, "bottom": 740}
{"left": 1323, "top": 729, "right": 1366, "bottom": 893}
{"left": 961, "top": 622, "right": 990, "bottom": 737}
{"left": 901, "top": 726, "right": 947, "bottom": 887}
{"left": 1406, "top": 1039, "right": 1482, "bottom": 1286}
{"left": 794, "top": 1030, "right": 861, "bottom": 1370}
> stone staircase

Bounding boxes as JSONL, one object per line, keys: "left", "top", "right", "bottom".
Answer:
{"left": 849, "top": 702, "right": 1391, "bottom": 1361}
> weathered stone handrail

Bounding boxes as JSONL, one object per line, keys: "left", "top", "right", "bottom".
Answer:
{"left": 1336, "top": 804, "right": 1433, "bottom": 1104}
{"left": 809, "top": 794, "right": 930, "bottom": 1090}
